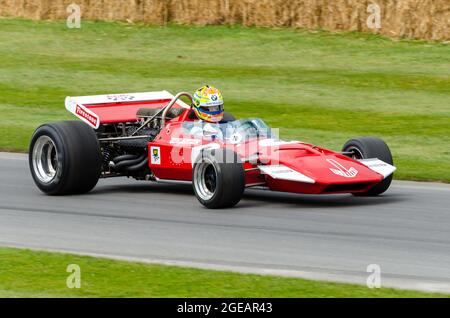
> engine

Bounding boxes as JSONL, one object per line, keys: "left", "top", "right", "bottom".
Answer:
{"left": 96, "top": 118, "right": 161, "bottom": 180}
{"left": 95, "top": 105, "right": 187, "bottom": 180}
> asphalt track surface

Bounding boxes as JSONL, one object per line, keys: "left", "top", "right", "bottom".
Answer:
{"left": 0, "top": 152, "right": 449, "bottom": 293}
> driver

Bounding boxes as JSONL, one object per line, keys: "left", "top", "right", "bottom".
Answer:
{"left": 188, "top": 85, "right": 225, "bottom": 140}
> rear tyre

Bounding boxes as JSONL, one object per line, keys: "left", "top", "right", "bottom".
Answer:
{"left": 29, "top": 121, "right": 102, "bottom": 195}
{"left": 193, "top": 148, "right": 245, "bottom": 209}
{"left": 342, "top": 137, "right": 393, "bottom": 196}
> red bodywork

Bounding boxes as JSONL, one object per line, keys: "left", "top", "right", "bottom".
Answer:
{"left": 69, "top": 93, "right": 386, "bottom": 195}
{"left": 149, "top": 118, "right": 383, "bottom": 194}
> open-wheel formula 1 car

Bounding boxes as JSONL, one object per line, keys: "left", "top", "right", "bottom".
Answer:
{"left": 29, "top": 91, "right": 396, "bottom": 209}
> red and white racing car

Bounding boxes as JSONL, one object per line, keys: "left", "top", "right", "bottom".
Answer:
{"left": 29, "top": 91, "right": 396, "bottom": 208}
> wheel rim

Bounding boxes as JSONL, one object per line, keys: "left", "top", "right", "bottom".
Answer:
{"left": 194, "top": 159, "right": 217, "bottom": 201}
{"left": 32, "top": 135, "right": 59, "bottom": 183}
{"left": 346, "top": 146, "right": 364, "bottom": 160}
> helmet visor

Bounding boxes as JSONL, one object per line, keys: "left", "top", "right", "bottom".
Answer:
{"left": 199, "top": 104, "right": 223, "bottom": 114}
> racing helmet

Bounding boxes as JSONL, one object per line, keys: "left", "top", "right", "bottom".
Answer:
{"left": 192, "top": 85, "right": 224, "bottom": 123}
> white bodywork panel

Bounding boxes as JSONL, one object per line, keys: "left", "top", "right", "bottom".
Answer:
{"left": 258, "top": 164, "right": 315, "bottom": 184}
{"left": 66, "top": 91, "right": 190, "bottom": 108}
{"left": 64, "top": 91, "right": 190, "bottom": 129}
{"left": 358, "top": 158, "right": 396, "bottom": 179}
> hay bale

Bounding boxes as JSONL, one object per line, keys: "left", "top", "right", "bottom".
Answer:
{"left": 0, "top": 0, "right": 448, "bottom": 40}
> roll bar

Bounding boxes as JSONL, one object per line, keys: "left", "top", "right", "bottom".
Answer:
{"left": 130, "top": 91, "right": 193, "bottom": 137}
{"left": 161, "top": 92, "right": 193, "bottom": 128}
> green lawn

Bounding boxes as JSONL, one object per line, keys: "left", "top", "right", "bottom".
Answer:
{"left": 0, "top": 247, "right": 446, "bottom": 298}
{"left": 0, "top": 18, "right": 449, "bottom": 181}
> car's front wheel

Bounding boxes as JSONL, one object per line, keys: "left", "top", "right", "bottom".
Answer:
{"left": 29, "top": 121, "right": 102, "bottom": 195}
{"left": 192, "top": 148, "right": 245, "bottom": 209}
{"left": 342, "top": 137, "right": 394, "bottom": 196}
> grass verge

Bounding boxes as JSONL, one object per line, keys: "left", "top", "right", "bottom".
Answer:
{"left": 0, "top": 247, "right": 447, "bottom": 298}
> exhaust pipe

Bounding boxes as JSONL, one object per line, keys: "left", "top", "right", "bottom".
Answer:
{"left": 113, "top": 154, "right": 139, "bottom": 164}
{"left": 124, "top": 158, "right": 149, "bottom": 172}
{"left": 113, "top": 154, "right": 146, "bottom": 170}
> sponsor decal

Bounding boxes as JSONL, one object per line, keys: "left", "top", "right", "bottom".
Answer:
{"left": 204, "top": 101, "right": 222, "bottom": 106}
{"left": 169, "top": 137, "right": 201, "bottom": 145}
{"left": 75, "top": 105, "right": 98, "bottom": 127}
{"left": 327, "top": 159, "right": 358, "bottom": 178}
{"left": 258, "top": 139, "right": 298, "bottom": 147}
{"left": 151, "top": 146, "right": 161, "bottom": 165}
{"left": 272, "top": 168, "right": 294, "bottom": 174}
{"left": 106, "top": 94, "right": 135, "bottom": 102}
{"left": 366, "top": 163, "right": 388, "bottom": 168}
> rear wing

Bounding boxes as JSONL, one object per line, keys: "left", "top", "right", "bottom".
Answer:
{"left": 65, "top": 91, "right": 191, "bottom": 129}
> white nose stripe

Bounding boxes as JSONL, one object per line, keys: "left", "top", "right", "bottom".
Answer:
{"left": 327, "top": 159, "right": 358, "bottom": 178}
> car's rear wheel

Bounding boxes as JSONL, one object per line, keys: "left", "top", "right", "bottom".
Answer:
{"left": 193, "top": 148, "right": 245, "bottom": 209}
{"left": 342, "top": 137, "right": 394, "bottom": 196}
{"left": 29, "top": 121, "right": 102, "bottom": 195}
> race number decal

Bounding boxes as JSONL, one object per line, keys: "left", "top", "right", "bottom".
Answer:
{"left": 151, "top": 146, "right": 161, "bottom": 165}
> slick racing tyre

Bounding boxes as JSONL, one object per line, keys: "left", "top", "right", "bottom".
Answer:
{"left": 342, "top": 137, "right": 394, "bottom": 196}
{"left": 29, "top": 121, "right": 102, "bottom": 195}
{"left": 193, "top": 148, "right": 245, "bottom": 209}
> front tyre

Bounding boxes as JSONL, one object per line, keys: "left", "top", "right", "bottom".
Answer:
{"left": 193, "top": 148, "right": 245, "bottom": 209}
{"left": 342, "top": 137, "right": 394, "bottom": 196}
{"left": 29, "top": 121, "right": 101, "bottom": 195}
